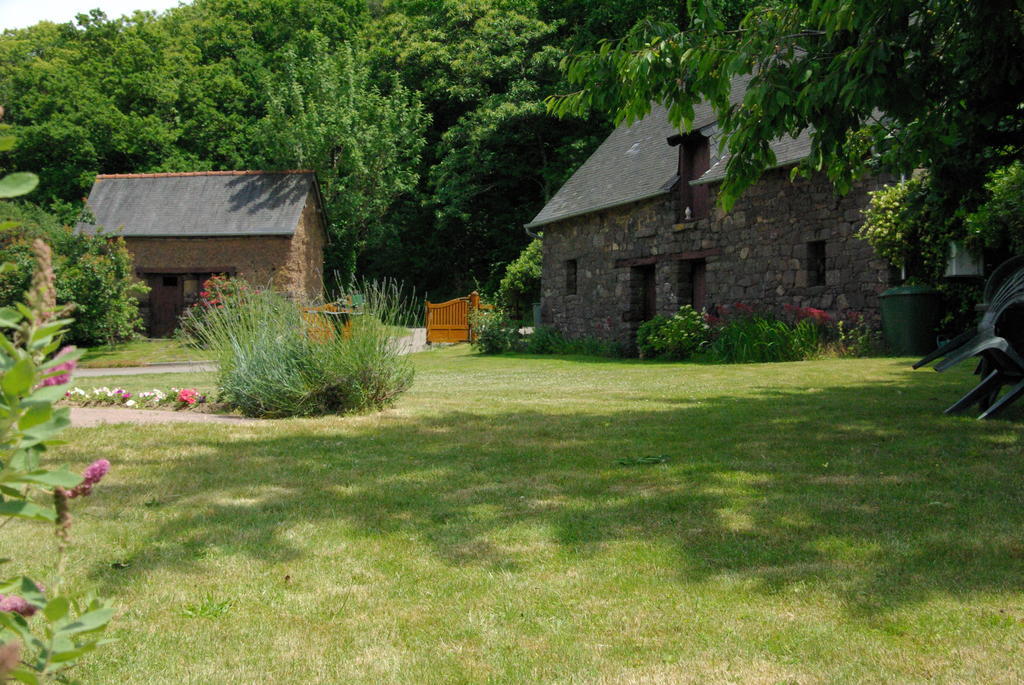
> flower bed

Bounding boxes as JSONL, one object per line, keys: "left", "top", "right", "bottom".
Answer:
{"left": 62, "top": 386, "right": 207, "bottom": 410}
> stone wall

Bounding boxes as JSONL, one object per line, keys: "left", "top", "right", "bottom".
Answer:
{"left": 125, "top": 190, "right": 326, "bottom": 299}
{"left": 540, "top": 169, "right": 894, "bottom": 350}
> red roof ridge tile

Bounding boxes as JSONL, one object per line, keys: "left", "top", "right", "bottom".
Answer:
{"left": 95, "top": 170, "right": 314, "bottom": 180}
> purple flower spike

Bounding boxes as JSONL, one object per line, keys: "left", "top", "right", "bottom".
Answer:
{"left": 67, "top": 459, "right": 111, "bottom": 499}
{"left": 39, "top": 346, "right": 77, "bottom": 387}
{"left": 0, "top": 594, "right": 36, "bottom": 617}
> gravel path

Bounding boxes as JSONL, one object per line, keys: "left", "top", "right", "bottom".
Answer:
{"left": 70, "top": 407, "right": 258, "bottom": 427}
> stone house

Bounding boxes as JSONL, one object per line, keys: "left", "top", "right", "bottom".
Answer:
{"left": 526, "top": 94, "right": 894, "bottom": 351}
{"left": 78, "top": 170, "right": 328, "bottom": 337}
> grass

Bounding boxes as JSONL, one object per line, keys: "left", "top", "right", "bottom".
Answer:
{"left": 7, "top": 346, "right": 1024, "bottom": 682}
{"left": 66, "top": 372, "right": 217, "bottom": 399}
{"left": 79, "top": 339, "right": 204, "bottom": 368}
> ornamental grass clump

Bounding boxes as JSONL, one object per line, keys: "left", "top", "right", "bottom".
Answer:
{"left": 188, "top": 279, "right": 415, "bottom": 417}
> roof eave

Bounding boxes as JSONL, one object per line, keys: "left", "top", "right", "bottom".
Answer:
{"left": 524, "top": 189, "right": 672, "bottom": 230}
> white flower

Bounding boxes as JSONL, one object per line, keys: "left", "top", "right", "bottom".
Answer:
{"left": 125, "top": 400, "right": 136, "bottom": 407}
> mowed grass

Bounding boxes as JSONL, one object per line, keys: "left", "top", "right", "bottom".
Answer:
{"left": 79, "top": 339, "right": 203, "bottom": 367}
{"left": 7, "top": 346, "right": 1024, "bottom": 683}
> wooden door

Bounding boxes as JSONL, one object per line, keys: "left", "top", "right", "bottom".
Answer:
{"left": 148, "top": 274, "right": 185, "bottom": 338}
{"left": 691, "top": 260, "right": 707, "bottom": 310}
{"left": 639, "top": 265, "right": 657, "bottom": 321}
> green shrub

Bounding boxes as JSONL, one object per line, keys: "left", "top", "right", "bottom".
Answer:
{"left": 523, "top": 325, "right": 564, "bottom": 354}
{"left": 56, "top": 233, "right": 147, "bottom": 346}
{"left": 0, "top": 202, "right": 146, "bottom": 346}
{"left": 965, "top": 161, "right": 1024, "bottom": 256}
{"left": 522, "top": 326, "right": 622, "bottom": 357}
{"left": 636, "top": 305, "right": 710, "bottom": 360}
{"left": 706, "top": 308, "right": 822, "bottom": 363}
{"left": 187, "top": 280, "right": 415, "bottom": 417}
{"left": 497, "top": 238, "right": 542, "bottom": 316}
{"left": 469, "top": 308, "right": 519, "bottom": 354}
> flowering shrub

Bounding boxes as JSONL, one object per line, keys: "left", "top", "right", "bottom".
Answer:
{"left": 469, "top": 308, "right": 519, "bottom": 354}
{"left": 636, "top": 306, "right": 710, "bottom": 360}
{"left": 177, "top": 388, "right": 199, "bottom": 405}
{"left": 63, "top": 386, "right": 205, "bottom": 409}
{"left": 0, "top": 240, "right": 114, "bottom": 682}
{"left": 177, "top": 275, "right": 253, "bottom": 344}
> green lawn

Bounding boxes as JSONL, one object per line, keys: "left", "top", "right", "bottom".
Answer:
{"left": 67, "top": 372, "right": 217, "bottom": 399}
{"left": 9, "top": 346, "right": 1024, "bottom": 683}
{"left": 79, "top": 339, "right": 205, "bottom": 368}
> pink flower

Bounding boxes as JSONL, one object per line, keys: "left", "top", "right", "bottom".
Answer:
{"left": 39, "top": 346, "right": 77, "bottom": 387}
{"left": 177, "top": 388, "right": 199, "bottom": 405}
{"left": 0, "top": 594, "right": 36, "bottom": 617}
{"left": 65, "top": 459, "right": 110, "bottom": 499}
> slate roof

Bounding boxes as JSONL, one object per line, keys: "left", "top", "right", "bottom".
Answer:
{"left": 77, "top": 170, "right": 318, "bottom": 238}
{"left": 526, "top": 75, "right": 814, "bottom": 228}
{"left": 694, "top": 131, "right": 813, "bottom": 186}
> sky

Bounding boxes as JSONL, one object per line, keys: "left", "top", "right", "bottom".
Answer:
{"left": 0, "top": 0, "right": 187, "bottom": 30}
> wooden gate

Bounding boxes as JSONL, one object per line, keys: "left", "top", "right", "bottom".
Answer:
{"left": 425, "top": 291, "right": 491, "bottom": 343}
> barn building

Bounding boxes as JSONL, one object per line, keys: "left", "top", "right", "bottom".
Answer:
{"left": 77, "top": 170, "right": 328, "bottom": 337}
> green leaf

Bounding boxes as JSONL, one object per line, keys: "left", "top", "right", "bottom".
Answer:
{"left": 0, "top": 500, "right": 56, "bottom": 522}
{"left": 47, "top": 641, "right": 100, "bottom": 666}
{"left": 0, "top": 135, "right": 16, "bottom": 152}
{"left": 18, "top": 403, "right": 52, "bottom": 431}
{"left": 57, "top": 607, "right": 114, "bottom": 636}
{"left": 17, "top": 576, "right": 46, "bottom": 608}
{"left": 43, "top": 596, "right": 71, "bottom": 622}
{"left": 8, "top": 665, "right": 41, "bottom": 685}
{"left": 0, "top": 308, "right": 22, "bottom": 329}
{"left": 2, "top": 358, "right": 35, "bottom": 397}
{"left": 9, "top": 468, "right": 81, "bottom": 489}
{"left": 26, "top": 385, "right": 66, "bottom": 404}
{"left": 0, "top": 173, "right": 39, "bottom": 199}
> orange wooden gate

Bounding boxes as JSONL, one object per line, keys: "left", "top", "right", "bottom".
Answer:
{"left": 425, "top": 291, "right": 491, "bottom": 343}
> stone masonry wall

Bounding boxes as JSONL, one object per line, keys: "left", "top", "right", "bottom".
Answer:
{"left": 540, "top": 169, "right": 893, "bottom": 350}
{"left": 125, "top": 190, "right": 326, "bottom": 300}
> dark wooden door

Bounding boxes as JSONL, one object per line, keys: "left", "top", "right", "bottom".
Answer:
{"left": 691, "top": 260, "right": 707, "bottom": 310}
{"left": 148, "top": 274, "right": 184, "bottom": 338}
{"left": 640, "top": 265, "right": 657, "bottom": 321}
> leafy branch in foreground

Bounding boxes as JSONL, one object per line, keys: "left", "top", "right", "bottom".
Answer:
{"left": 549, "top": 1, "right": 1024, "bottom": 213}
{"left": 0, "top": 115, "right": 113, "bottom": 681}
{"left": 0, "top": 240, "right": 114, "bottom": 684}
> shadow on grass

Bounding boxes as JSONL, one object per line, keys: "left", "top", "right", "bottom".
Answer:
{"left": 85, "top": 365, "right": 1024, "bottom": 618}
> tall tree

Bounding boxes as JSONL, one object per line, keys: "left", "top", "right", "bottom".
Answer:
{"left": 251, "top": 39, "right": 427, "bottom": 281}
{"left": 550, "top": 0, "right": 1024, "bottom": 214}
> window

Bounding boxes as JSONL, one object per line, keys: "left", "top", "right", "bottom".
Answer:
{"left": 565, "top": 259, "right": 577, "bottom": 295}
{"left": 162, "top": 276, "right": 178, "bottom": 287}
{"left": 807, "top": 241, "right": 827, "bottom": 286}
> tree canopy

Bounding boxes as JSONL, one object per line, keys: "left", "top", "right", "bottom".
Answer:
{"left": 0, "top": 0, "right": 761, "bottom": 295}
{"left": 550, "top": 0, "right": 1024, "bottom": 214}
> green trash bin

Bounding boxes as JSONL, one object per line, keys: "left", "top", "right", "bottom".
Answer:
{"left": 879, "top": 285, "right": 943, "bottom": 356}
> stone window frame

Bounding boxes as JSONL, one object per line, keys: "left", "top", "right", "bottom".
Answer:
{"left": 806, "top": 240, "right": 827, "bottom": 287}
{"left": 565, "top": 259, "right": 578, "bottom": 295}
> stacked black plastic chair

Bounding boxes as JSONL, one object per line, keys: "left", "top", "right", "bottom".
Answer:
{"left": 914, "top": 256, "right": 1024, "bottom": 420}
